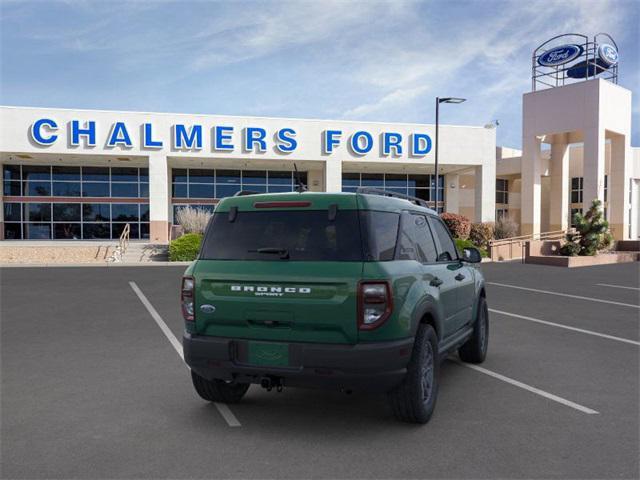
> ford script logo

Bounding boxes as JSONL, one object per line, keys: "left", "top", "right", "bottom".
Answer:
{"left": 200, "top": 304, "right": 216, "bottom": 314}
{"left": 598, "top": 44, "right": 618, "bottom": 66}
{"left": 538, "top": 44, "right": 583, "bottom": 67}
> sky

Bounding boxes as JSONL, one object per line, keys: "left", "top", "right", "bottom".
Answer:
{"left": 1, "top": 0, "right": 638, "bottom": 148}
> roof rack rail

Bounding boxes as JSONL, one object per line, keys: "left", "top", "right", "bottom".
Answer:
{"left": 233, "top": 190, "right": 261, "bottom": 196}
{"left": 356, "top": 187, "right": 430, "bottom": 208}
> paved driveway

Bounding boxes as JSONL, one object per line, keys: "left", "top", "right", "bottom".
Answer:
{"left": 1, "top": 262, "right": 638, "bottom": 479}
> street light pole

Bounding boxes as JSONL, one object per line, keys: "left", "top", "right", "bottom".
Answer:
{"left": 434, "top": 96, "right": 466, "bottom": 210}
{"left": 435, "top": 97, "right": 440, "bottom": 205}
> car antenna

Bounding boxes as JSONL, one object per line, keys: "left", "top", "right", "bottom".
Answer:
{"left": 293, "top": 163, "right": 307, "bottom": 193}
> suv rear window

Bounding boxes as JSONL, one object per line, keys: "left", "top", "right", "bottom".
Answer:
{"left": 200, "top": 210, "right": 363, "bottom": 261}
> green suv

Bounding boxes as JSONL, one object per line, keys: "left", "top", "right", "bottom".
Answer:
{"left": 182, "top": 189, "right": 488, "bottom": 423}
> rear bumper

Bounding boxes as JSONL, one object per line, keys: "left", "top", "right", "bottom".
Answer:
{"left": 183, "top": 333, "right": 414, "bottom": 393}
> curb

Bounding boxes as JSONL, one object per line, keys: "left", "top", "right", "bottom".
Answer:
{"left": 0, "top": 262, "right": 193, "bottom": 268}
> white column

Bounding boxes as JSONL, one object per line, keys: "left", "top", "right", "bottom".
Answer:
{"left": 609, "top": 134, "right": 631, "bottom": 240}
{"left": 324, "top": 159, "right": 342, "bottom": 193}
{"left": 521, "top": 135, "right": 542, "bottom": 236}
{"left": 549, "top": 134, "right": 570, "bottom": 231}
{"left": 582, "top": 126, "right": 605, "bottom": 211}
{"left": 445, "top": 173, "right": 459, "bottom": 214}
{"left": 148, "top": 153, "right": 170, "bottom": 244}
{"left": 474, "top": 163, "right": 495, "bottom": 223}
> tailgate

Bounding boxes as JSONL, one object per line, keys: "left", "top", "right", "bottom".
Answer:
{"left": 194, "top": 260, "right": 362, "bottom": 344}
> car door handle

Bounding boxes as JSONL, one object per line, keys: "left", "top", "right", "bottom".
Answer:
{"left": 429, "top": 277, "right": 443, "bottom": 287}
{"left": 455, "top": 273, "right": 465, "bottom": 281}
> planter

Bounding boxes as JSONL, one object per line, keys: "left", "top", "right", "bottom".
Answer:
{"left": 525, "top": 252, "right": 639, "bottom": 268}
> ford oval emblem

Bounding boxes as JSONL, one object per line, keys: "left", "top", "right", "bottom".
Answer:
{"left": 538, "top": 44, "right": 583, "bottom": 67}
{"left": 200, "top": 304, "right": 216, "bottom": 314}
{"left": 598, "top": 44, "right": 618, "bottom": 66}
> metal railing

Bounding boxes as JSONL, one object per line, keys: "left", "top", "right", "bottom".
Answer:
{"left": 489, "top": 229, "right": 572, "bottom": 262}
{"left": 106, "top": 223, "right": 131, "bottom": 263}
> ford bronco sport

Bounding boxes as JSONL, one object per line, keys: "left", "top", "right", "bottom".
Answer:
{"left": 182, "top": 189, "right": 488, "bottom": 423}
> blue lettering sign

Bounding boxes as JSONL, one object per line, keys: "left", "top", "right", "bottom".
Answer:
{"left": 143, "top": 123, "right": 163, "bottom": 148}
{"left": 30, "top": 118, "right": 58, "bottom": 145}
{"left": 275, "top": 128, "right": 297, "bottom": 153}
{"left": 598, "top": 44, "right": 618, "bottom": 66}
{"left": 244, "top": 127, "right": 267, "bottom": 152}
{"left": 411, "top": 133, "right": 432, "bottom": 156}
{"left": 214, "top": 126, "right": 234, "bottom": 151}
{"left": 383, "top": 132, "right": 403, "bottom": 156}
{"left": 173, "top": 124, "right": 202, "bottom": 150}
{"left": 350, "top": 131, "right": 373, "bottom": 155}
{"left": 71, "top": 120, "right": 96, "bottom": 147}
{"left": 323, "top": 130, "right": 342, "bottom": 154}
{"left": 107, "top": 122, "right": 132, "bottom": 148}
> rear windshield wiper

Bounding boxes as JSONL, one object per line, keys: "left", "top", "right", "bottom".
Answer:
{"left": 248, "top": 247, "right": 290, "bottom": 260}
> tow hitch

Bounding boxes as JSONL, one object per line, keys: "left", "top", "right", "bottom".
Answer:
{"left": 260, "top": 376, "right": 284, "bottom": 392}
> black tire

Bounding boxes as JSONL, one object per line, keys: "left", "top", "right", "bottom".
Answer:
{"left": 458, "top": 296, "right": 489, "bottom": 364}
{"left": 387, "top": 324, "right": 439, "bottom": 424}
{"left": 191, "top": 371, "right": 250, "bottom": 403}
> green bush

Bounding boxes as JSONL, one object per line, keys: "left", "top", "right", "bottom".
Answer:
{"left": 440, "top": 213, "right": 471, "bottom": 240}
{"left": 455, "top": 238, "right": 488, "bottom": 258}
{"left": 169, "top": 233, "right": 203, "bottom": 261}
{"left": 469, "top": 222, "right": 495, "bottom": 249}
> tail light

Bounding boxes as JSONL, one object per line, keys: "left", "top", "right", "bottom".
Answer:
{"left": 358, "top": 281, "right": 393, "bottom": 330}
{"left": 181, "top": 276, "right": 195, "bottom": 322}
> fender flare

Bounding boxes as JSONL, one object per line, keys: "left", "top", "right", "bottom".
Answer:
{"left": 410, "top": 301, "right": 445, "bottom": 341}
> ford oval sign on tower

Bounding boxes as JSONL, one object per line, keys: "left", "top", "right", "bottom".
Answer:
{"left": 598, "top": 43, "right": 618, "bottom": 66}
{"left": 537, "top": 44, "right": 583, "bottom": 67}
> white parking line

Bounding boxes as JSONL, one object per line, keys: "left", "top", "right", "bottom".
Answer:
{"left": 488, "top": 282, "right": 640, "bottom": 309}
{"left": 489, "top": 308, "right": 640, "bottom": 346}
{"left": 453, "top": 360, "right": 599, "bottom": 415}
{"left": 596, "top": 283, "right": 640, "bottom": 291}
{"left": 129, "top": 281, "right": 242, "bottom": 427}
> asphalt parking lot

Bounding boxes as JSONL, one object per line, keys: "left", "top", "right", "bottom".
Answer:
{"left": 1, "top": 261, "right": 638, "bottom": 479}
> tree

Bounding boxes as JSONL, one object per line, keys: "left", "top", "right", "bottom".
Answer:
{"left": 560, "top": 199, "right": 613, "bottom": 256}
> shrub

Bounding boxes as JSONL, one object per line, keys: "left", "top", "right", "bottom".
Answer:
{"left": 175, "top": 206, "right": 213, "bottom": 235}
{"left": 494, "top": 216, "right": 519, "bottom": 239}
{"left": 440, "top": 213, "right": 471, "bottom": 240}
{"left": 469, "top": 222, "right": 495, "bottom": 249}
{"left": 455, "top": 238, "right": 488, "bottom": 258}
{"left": 169, "top": 233, "right": 203, "bottom": 261}
{"left": 560, "top": 199, "right": 613, "bottom": 256}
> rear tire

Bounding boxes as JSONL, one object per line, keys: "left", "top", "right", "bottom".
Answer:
{"left": 458, "top": 296, "right": 489, "bottom": 364}
{"left": 191, "top": 371, "right": 250, "bottom": 403}
{"left": 387, "top": 324, "right": 439, "bottom": 424}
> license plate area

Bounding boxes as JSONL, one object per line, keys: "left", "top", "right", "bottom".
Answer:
{"left": 247, "top": 341, "right": 290, "bottom": 367}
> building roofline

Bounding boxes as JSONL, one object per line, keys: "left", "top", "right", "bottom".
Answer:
{"left": 0, "top": 104, "right": 490, "bottom": 130}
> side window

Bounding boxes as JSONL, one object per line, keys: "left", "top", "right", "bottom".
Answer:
{"left": 413, "top": 215, "right": 438, "bottom": 263}
{"left": 396, "top": 213, "right": 438, "bottom": 263}
{"left": 396, "top": 214, "right": 419, "bottom": 261}
{"left": 361, "top": 211, "right": 400, "bottom": 261}
{"left": 428, "top": 217, "right": 458, "bottom": 262}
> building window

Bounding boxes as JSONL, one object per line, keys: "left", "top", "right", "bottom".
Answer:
{"left": 496, "top": 208, "right": 509, "bottom": 220}
{"left": 2, "top": 164, "right": 150, "bottom": 240}
{"left": 2, "top": 165, "right": 149, "bottom": 199}
{"left": 341, "top": 173, "right": 445, "bottom": 211}
{"left": 570, "top": 208, "right": 583, "bottom": 228}
{"left": 604, "top": 175, "right": 608, "bottom": 203}
{"left": 496, "top": 179, "right": 508, "bottom": 204}
{"left": 170, "top": 168, "right": 307, "bottom": 224}
{"left": 571, "top": 177, "right": 583, "bottom": 203}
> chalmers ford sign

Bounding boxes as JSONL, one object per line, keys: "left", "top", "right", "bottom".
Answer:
{"left": 29, "top": 118, "right": 434, "bottom": 157}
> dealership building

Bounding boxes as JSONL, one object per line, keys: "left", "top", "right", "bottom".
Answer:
{"left": 0, "top": 34, "right": 638, "bottom": 246}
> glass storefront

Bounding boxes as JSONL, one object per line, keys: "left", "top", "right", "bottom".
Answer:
{"left": 342, "top": 173, "right": 445, "bottom": 212}
{"left": 3, "top": 164, "right": 149, "bottom": 239}
{"left": 171, "top": 168, "right": 308, "bottom": 223}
